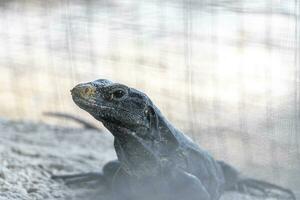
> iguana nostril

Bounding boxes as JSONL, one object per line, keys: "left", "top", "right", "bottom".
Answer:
{"left": 81, "top": 86, "right": 96, "bottom": 97}
{"left": 71, "top": 84, "right": 96, "bottom": 98}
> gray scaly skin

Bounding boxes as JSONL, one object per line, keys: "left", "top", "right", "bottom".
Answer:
{"left": 59, "top": 79, "right": 295, "bottom": 200}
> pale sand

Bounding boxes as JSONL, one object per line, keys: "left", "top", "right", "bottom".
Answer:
{"left": 0, "top": 119, "right": 276, "bottom": 200}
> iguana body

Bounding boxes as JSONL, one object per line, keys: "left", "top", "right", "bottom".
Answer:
{"left": 53, "top": 79, "right": 295, "bottom": 200}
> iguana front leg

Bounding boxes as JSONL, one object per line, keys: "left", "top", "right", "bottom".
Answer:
{"left": 51, "top": 160, "right": 121, "bottom": 186}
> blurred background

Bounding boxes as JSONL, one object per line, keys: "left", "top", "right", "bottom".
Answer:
{"left": 0, "top": 0, "right": 299, "bottom": 197}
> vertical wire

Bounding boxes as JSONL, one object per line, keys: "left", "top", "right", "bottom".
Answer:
{"left": 64, "top": 0, "right": 76, "bottom": 83}
{"left": 294, "top": 0, "right": 300, "bottom": 162}
{"left": 1, "top": 2, "right": 18, "bottom": 119}
{"left": 264, "top": 0, "right": 278, "bottom": 181}
{"left": 134, "top": 1, "right": 145, "bottom": 87}
{"left": 156, "top": 0, "right": 170, "bottom": 109}
{"left": 237, "top": 0, "right": 252, "bottom": 167}
{"left": 59, "top": 0, "right": 75, "bottom": 115}
{"left": 208, "top": 2, "right": 228, "bottom": 157}
{"left": 183, "top": 0, "right": 196, "bottom": 139}
{"left": 44, "top": 0, "right": 55, "bottom": 109}
{"left": 32, "top": 0, "right": 44, "bottom": 131}
{"left": 12, "top": 1, "right": 28, "bottom": 119}
{"left": 25, "top": 1, "right": 32, "bottom": 117}
{"left": 157, "top": 0, "right": 166, "bottom": 70}
{"left": 86, "top": 0, "right": 96, "bottom": 72}
{"left": 110, "top": 2, "right": 121, "bottom": 78}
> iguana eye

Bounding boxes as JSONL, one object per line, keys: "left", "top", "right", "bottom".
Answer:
{"left": 111, "top": 89, "right": 126, "bottom": 100}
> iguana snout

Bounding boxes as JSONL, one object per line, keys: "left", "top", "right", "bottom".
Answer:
{"left": 71, "top": 83, "right": 96, "bottom": 100}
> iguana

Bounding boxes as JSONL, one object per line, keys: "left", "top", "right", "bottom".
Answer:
{"left": 53, "top": 79, "right": 296, "bottom": 200}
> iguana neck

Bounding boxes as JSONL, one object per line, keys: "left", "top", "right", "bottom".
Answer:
{"left": 105, "top": 106, "right": 180, "bottom": 176}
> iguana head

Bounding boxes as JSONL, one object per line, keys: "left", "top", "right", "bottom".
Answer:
{"left": 71, "top": 79, "right": 155, "bottom": 135}
{"left": 71, "top": 79, "right": 179, "bottom": 175}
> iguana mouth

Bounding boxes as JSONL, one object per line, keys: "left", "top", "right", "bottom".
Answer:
{"left": 72, "top": 96, "right": 112, "bottom": 110}
{"left": 73, "top": 96, "right": 146, "bottom": 123}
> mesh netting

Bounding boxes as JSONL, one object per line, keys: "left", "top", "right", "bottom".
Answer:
{"left": 0, "top": 0, "right": 299, "bottom": 197}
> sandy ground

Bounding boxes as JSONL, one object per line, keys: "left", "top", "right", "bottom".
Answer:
{"left": 0, "top": 119, "right": 282, "bottom": 200}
